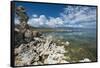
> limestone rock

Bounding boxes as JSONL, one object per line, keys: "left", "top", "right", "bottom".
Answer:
{"left": 79, "top": 58, "right": 91, "bottom": 62}
{"left": 24, "top": 29, "right": 33, "bottom": 42}
{"left": 15, "top": 35, "right": 69, "bottom": 66}
{"left": 32, "top": 31, "right": 42, "bottom": 37}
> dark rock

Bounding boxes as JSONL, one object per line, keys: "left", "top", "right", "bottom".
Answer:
{"left": 16, "top": 6, "right": 29, "bottom": 23}
{"left": 24, "top": 29, "right": 33, "bottom": 42}
{"left": 32, "top": 31, "right": 42, "bottom": 37}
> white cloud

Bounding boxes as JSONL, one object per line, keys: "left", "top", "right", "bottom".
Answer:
{"left": 15, "top": 18, "right": 20, "bottom": 24}
{"left": 46, "top": 17, "right": 64, "bottom": 27}
{"left": 60, "top": 6, "right": 96, "bottom": 28}
{"left": 16, "top": 5, "right": 96, "bottom": 28}
{"left": 32, "top": 14, "right": 38, "bottom": 18}
{"left": 39, "top": 15, "right": 48, "bottom": 25}
{"left": 56, "top": 17, "right": 64, "bottom": 25}
{"left": 28, "top": 15, "right": 48, "bottom": 27}
{"left": 28, "top": 15, "right": 64, "bottom": 28}
{"left": 28, "top": 18, "right": 39, "bottom": 27}
{"left": 70, "top": 14, "right": 96, "bottom": 23}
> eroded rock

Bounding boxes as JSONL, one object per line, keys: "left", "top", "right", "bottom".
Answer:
{"left": 15, "top": 35, "right": 69, "bottom": 66}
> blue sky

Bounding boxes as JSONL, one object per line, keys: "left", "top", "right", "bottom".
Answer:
{"left": 15, "top": 2, "right": 65, "bottom": 18}
{"left": 15, "top": 2, "right": 97, "bottom": 28}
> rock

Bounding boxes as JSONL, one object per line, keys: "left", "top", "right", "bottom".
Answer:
{"left": 60, "top": 60, "right": 69, "bottom": 63}
{"left": 61, "top": 42, "right": 65, "bottom": 45}
{"left": 34, "top": 56, "right": 39, "bottom": 61}
{"left": 15, "top": 35, "right": 69, "bottom": 66}
{"left": 32, "top": 31, "right": 42, "bottom": 37}
{"left": 16, "top": 6, "right": 29, "bottom": 24}
{"left": 65, "top": 41, "right": 70, "bottom": 46}
{"left": 39, "top": 36, "right": 53, "bottom": 56}
{"left": 58, "top": 40, "right": 60, "bottom": 42}
{"left": 56, "top": 46, "right": 66, "bottom": 53}
{"left": 20, "top": 22, "right": 27, "bottom": 30}
{"left": 24, "top": 29, "right": 33, "bottom": 42}
{"left": 79, "top": 58, "right": 91, "bottom": 62}
{"left": 15, "top": 28, "right": 20, "bottom": 32}
{"left": 14, "top": 44, "right": 24, "bottom": 55}
{"left": 34, "top": 37, "right": 45, "bottom": 42}
{"left": 33, "top": 62, "right": 38, "bottom": 65}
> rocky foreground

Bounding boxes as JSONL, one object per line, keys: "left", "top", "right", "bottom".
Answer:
{"left": 14, "top": 30, "right": 91, "bottom": 66}
{"left": 14, "top": 33, "right": 69, "bottom": 66}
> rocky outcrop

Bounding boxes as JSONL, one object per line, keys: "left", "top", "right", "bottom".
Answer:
{"left": 15, "top": 35, "right": 69, "bottom": 66}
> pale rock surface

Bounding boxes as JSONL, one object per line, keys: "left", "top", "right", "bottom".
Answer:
{"left": 15, "top": 35, "right": 69, "bottom": 66}
{"left": 79, "top": 58, "right": 91, "bottom": 62}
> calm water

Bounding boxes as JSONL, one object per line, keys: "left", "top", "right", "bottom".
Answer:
{"left": 43, "top": 28, "right": 97, "bottom": 61}
{"left": 43, "top": 28, "right": 96, "bottom": 45}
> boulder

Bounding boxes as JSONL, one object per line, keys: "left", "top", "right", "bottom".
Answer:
{"left": 32, "top": 31, "right": 42, "bottom": 37}
{"left": 24, "top": 29, "right": 33, "bottom": 42}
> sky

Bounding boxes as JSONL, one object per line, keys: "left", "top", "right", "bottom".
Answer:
{"left": 15, "top": 2, "right": 97, "bottom": 28}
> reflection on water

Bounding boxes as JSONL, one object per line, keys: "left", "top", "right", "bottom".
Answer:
{"left": 44, "top": 29, "right": 96, "bottom": 45}
{"left": 43, "top": 28, "right": 97, "bottom": 61}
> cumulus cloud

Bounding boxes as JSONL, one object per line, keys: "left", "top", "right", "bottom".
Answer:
{"left": 15, "top": 5, "right": 96, "bottom": 28}
{"left": 28, "top": 15, "right": 64, "bottom": 28}
{"left": 32, "top": 14, "right": 38, "bottom": 18}
{"left": 28, "top": 15, "right": 48, "bottom": 27}
{"left": 46, "top": 17, "right": 64, "bottom": 27}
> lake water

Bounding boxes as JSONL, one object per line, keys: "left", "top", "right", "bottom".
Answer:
{"left": 43, "top": 28, "right": 97, "bottom": 62}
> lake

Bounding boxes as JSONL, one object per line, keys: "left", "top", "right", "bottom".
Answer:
{"left": 41, "top": 28, "right": 97, "bottom": 62}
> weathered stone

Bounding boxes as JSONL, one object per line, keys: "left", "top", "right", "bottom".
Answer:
{"left": 32, "top": 31, "right": 42, "bottom": 37}
{"left": 15, "top": 35, "right": 70, "bottom": 66}
{"left": 79, "top": 58, "right": 91, "bottom": 62}
{"left": 24, "top": 29, "right": 33, "bottom": 42}
{"left": 16, "top": 6, "right": 29, "bottom": 24}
